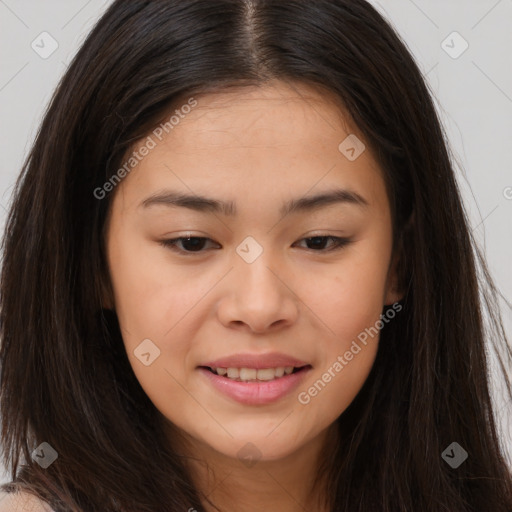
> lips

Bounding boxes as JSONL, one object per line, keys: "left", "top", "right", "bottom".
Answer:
{"left": 197, "top": 352, "right": 312, "bottom": 405}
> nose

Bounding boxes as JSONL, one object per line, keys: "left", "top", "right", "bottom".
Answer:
{"left": 216, "top": 250, "right": 299, "bottom": 334}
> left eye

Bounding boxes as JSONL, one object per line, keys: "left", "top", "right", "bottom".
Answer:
{"left": 295, "top": 236, "right": 352, "bottom": 251}
{"left": 159, "top": 235, "right": 352, "bottom": 254}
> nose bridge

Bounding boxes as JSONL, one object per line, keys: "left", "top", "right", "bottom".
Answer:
{"left": 234, "top": 237, "right": 283, "bottom": 303}
{"left": 218, "top": 235, "right": 298, "bottom": 332}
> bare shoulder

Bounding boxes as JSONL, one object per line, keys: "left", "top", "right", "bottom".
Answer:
{"left": 0, "top": 490, "right": 54, "bottom": 512}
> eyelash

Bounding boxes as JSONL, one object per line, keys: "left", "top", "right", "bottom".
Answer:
{"left": 159, "top": 235, "right": 352, "bottom": 255}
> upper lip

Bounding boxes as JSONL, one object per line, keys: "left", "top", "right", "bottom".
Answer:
{"left": 200, "top": 352, "right": 310, "bottom": 370}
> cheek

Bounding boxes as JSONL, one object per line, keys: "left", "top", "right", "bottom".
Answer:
{"left": 293, "top": 241, "right": 389, "bottom": 414}
{"left": 301, "top": 242, "right": 390, "bottom": 346}
{"left": 296, "top": 274, "right": 385, "bottom": 419}
{"left": 298, "top": 339, "right": 378, "bottom": 424}
{"left": 108, "top": 244, "right": 198, "bottom": 424}
{"left": 106, "top": 231, "right": 211, "bottom": 410}
{"left": 108, "top": 227, "right": 202, "bottom": 343}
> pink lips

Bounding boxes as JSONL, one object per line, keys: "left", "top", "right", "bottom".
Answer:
{"left": 197, "top": 352, "right": 312, "bottom": 405}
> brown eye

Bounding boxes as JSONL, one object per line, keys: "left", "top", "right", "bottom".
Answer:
{"left": 160, "top": 237, "right": 219, "bottom": 253}
{"left": 159, "top": 235, "right": 352, "bottom": 256}
{"left": 294, "top": 236, "right": 352, "bottom": 252}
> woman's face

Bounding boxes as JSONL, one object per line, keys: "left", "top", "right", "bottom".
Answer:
{"left": 105, "top": 80, "right": 401, "bottom": 463}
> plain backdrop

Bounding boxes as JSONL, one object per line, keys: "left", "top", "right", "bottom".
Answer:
{"left": 0, "top": 0, "right": 511, "bottom": 485}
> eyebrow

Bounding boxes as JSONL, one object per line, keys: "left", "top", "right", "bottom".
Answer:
{"left": 140, "top": 187, "right": 369, "bottom": 217}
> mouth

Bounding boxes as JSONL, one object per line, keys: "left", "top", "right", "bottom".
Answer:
{"left": 200, "top": 365, "right": 311, "bottom": 382}
{"left": 197, "top": 363, "right": 312, "bottom": 405}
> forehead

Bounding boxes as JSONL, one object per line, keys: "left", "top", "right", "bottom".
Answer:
{"left": 113, "top": 80, "right": 387, "bottom": 216}
{"left": 171, "top": 81, "right": 356, "bottom": 149}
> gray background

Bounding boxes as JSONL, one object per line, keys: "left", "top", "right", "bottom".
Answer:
{"left": 0, "top": 0, "right": 510, "bottom": 484}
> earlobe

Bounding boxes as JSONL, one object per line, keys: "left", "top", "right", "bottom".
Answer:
{"left": 101, "top": 292, "right": 115, "bottom": 311}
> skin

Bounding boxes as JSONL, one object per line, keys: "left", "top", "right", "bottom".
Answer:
{"left": 105, "top": 79, "right": 402, "bottom": 512}
{"left": 0, "top": 490, "right": 53, "bottom": 512}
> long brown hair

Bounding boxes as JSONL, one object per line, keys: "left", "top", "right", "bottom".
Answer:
{"left": 1, "top": 1, "right": 511, "bottom": 510}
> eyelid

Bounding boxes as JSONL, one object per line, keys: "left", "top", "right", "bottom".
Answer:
{"left": 159, "top": 234, "right": 353, "bottom": 255}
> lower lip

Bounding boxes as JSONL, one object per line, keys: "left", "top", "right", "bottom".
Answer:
{"left": 198, "top": 366, "right": 312, "bottom": 405}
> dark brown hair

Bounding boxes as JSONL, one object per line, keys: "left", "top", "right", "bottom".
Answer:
{"left": 1, "top": 0, "right": 511, "bottom": 510}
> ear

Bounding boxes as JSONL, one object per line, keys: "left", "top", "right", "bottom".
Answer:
{"left": 99, "top": 268, "right": 116, "bottom": 311}
{"left": 384, "top": 248, "right": 404, "bottom": 305}
{"left": 99, "top": 213, "right": 116, "bottom": 311}
{"left": 384, "top": 211, "right": 414, "bottom": 305}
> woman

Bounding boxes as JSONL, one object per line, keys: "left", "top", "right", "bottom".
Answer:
{"left": 1, "top": 0, "right": 511, "bottom": 510}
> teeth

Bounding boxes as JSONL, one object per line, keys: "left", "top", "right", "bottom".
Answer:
{"left": 212, "top": 366, "right": 298, "bottom": 381}
{"left": 239, "top": 368, "right": 257, "bottom": 380}
{"left": 227, "top": 368, "right": 239, "bottom": 379}
{"left": 255, "top": 368, "right": 278, "bottom": 381}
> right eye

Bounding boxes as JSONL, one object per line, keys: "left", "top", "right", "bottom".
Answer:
{"left": 159, "top": 236, "right": 220, "bottom": 254}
